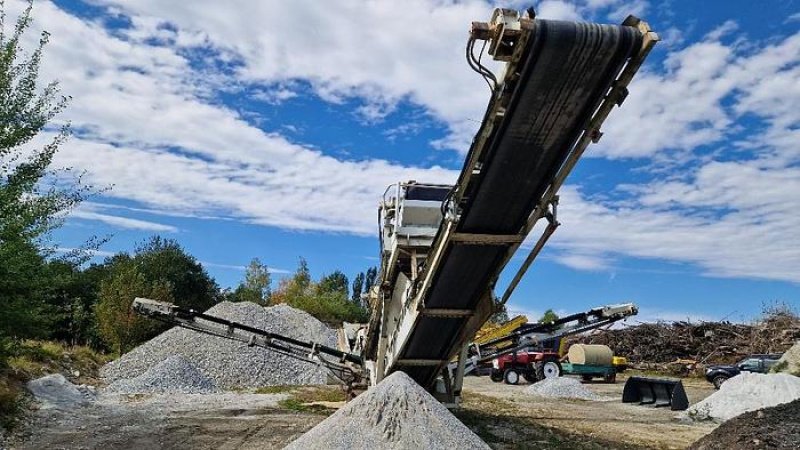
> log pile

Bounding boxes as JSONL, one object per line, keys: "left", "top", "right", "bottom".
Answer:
{"left": 571, "top": 309, "right": 800, "bottom": 366}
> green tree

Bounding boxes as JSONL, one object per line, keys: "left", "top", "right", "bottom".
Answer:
{"left": 133, "top": 236, "right": 219, "bottom": 311}
{"left": 539, "top": 309, "right": 560, "bottom": 324}
{"left": 351, "top": 272, "right": 365, "bottom": 303}
{"left": 229, "top": 258, "right": 271, "bottom": 306}
{"left": 0, "top": 1, "right": 90, "bottom": 363}
{"left": 318, "top": 270, "right": 348, "bottom": 297}
{"left": 95, "top": 261, "right": 172, "bottom": 354}
{"left": 364, "top": 267, "right": 377, "bottom": 291}
{"left": 271, "top": 259, "right": 368, "bottom": 323}
{"left": 489, "top": 303, "right": 510, "bottom": 324}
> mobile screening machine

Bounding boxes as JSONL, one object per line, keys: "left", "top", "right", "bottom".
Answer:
{"left": 134, "top": 8, "right": 657, "bottom": 404}
{"left": 363, "top": 9, "right": 656, "bottom": 403}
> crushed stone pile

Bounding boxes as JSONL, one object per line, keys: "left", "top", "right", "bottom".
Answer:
{"left": 682, "top": 372, "right": 800, "bottom": 422}
{"left": 106, "top": 355, "right": 219, "bottom": 394}
{"left": 771, "top": 340, "right": 800, "bottom": 375}
{"left": 525, "top": 376, "right": 601, "bottom": 400}
{"left": 27, "top": 374, "right": 95, "bottom": 409}
{"left": 689, "top": 398, "right": 800, "bottom": 450}
{"left": 101, "top": 302, "right": 337, "bottom": 389}
{"left": 284, "top": 371, "right": 490, "bottom": 450}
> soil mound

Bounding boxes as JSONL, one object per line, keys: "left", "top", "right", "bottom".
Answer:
{"left": 690, "top": 398, "right": 800, "bottom": 449}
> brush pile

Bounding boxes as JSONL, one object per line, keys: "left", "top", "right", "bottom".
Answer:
{"left": 571, "top": 307, "right": 800, "bottom": 366}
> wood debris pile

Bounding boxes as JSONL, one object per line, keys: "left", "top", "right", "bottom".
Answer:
{"left": 571, "top": 309, "right": 800, "bottom": 365}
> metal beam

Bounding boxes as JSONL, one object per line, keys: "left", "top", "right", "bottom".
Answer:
{"left": 450, "top": 233, "right": 524, "bottom": 245}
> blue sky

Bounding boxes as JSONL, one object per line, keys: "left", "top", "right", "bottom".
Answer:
{"left": 9, "top": 0, "right": 799, "bottom": 323}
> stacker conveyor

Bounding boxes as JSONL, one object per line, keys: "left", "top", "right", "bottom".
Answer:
{"left": 364, "top": 9, "right": 657, "bottom": 404}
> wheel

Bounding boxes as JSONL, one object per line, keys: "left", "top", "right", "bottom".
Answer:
{"left": 581, "top": 375, "right": 593, "bottom": 382}
{"left": 490, "top": 370, "right": 504, "bottom": 382}
{"left": 503, "top": 368, "right": 521, "bottom": 385}
{"left": 535, "top": 360, "right": 562, "bottom": 381}
{"left": 712, "top": 375, "right": 729, "bottom": 389}
{"left": 603, "top": 372, "right": 617, "bottom": 383}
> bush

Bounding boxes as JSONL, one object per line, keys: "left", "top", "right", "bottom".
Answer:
{"left": 96, "top": 262, "right": 172, "bottom": 354}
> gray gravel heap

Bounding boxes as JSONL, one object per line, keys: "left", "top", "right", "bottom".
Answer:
{"left": 525, "top": 376, "right": 601, "bottom": 400}
{"left": 106, "top": 355, "right": 219, "bottom": 394}
{"left": 101, "top": 302, "right": 336, "bottom": 389}
{"left": 27, "top": 374, "right": 95, "bottom": 409}
{"left": 284, "top": 371, "right": 489, "bottom": 450}
{"left": 682, "top": 372, "right": 800, "bottom": 422}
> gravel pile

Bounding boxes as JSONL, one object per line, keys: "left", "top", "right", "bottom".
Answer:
{"left": 771, "top": 340, "right": 800, "bottom": 375}
{"left": 525, "top": 376, "right": 601, "bottom": 400}
{"left": 106, "top": 355, "right": 219, "bottom": 394}
{"left": 683, "top": 372, "right": 800, "bottom": 422}
{"left": 284, "top": 371, "right": 490, "bottom": 450}
{"left": 101, "top": 302, "right": 336, "bottom": 389}
{"left": 27, "top": 374, "right": 96, "bottom": 409}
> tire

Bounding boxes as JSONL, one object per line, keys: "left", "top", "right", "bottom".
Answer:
{"left": 604, "top": 372, "right": 617, "bottom": 383}
{"left": 504, "top": 368, "right": 521, "bottom": 385}
{"left": 535, "top": 360, "right": 562, "bottom": 381}
{"left": 490, "top": 370, "right": 504, "bottom": 383}
{"left": 712, "top": 375, "right": 729, "bottom": 389}
{"left": 581, "top": 375, "right": 593, "bottom": 382}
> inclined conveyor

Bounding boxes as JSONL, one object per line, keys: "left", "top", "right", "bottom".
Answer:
{"left": 375, "top": 11, "right": 657, "bottom": 394}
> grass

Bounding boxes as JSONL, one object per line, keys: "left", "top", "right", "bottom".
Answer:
{"left": 254, "top": 385, "right": 297, "bottom": 394}
{"left": 273, "top": 385, "right": 345, "bottom": 415}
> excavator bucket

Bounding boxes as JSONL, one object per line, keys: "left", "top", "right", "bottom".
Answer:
{"left": 622, "top": 376, "right": 689, "bottom": 411}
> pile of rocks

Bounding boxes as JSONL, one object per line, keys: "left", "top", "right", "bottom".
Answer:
{"left": 106, "top": 355, "right": 219, "bottom": 395}
{"left": 525, "top": 376, "right": 601, "bottom": 400}
{"left": 101, "top": 302, "right": 337, "bottom": 390}
{"left": 285, "top": 372, "right": 490, "bottom": 449}
{"left": 26, "top": 374, "right": 96, "bottom": 410}
{"left": 683, "top": 372, "right": 800, "bottom": 422}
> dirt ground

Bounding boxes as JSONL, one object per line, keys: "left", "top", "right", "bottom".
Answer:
{"left": 458, "top": 373, "right": 719, "bottom": 450}
{"left": 6, "top": 373, "right": 718, "bottom": 450}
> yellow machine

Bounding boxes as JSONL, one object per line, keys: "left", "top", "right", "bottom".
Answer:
{"left": 473, "top": 315, "right": 528, "bottom": 346}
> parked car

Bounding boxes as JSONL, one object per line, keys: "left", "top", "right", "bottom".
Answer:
{"left": 705, "top": 353, "right": 783, "bottom": 389}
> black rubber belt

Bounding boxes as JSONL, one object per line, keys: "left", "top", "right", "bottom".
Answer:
{"left": 395, "top": 19, "right": 642, "bottom": 389}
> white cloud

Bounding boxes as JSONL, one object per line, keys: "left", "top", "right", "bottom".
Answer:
{"left": 6, "top": 1, "right": 799, "bottom": 286}
{"left": 200, "top": 261, "right": 290, "bottom": 274}
{"left": 55, "top": 247, "right": 116, "bottom": 258}
{"left": 70, "top": 209, "right": 178, "bottom": 232}
{"left": 596, "top": 28, "right": 800, "bottom": 160}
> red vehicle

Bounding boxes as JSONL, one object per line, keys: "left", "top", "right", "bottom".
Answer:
{"left": 490, "top": 350, "right": 563, "bottom": 384}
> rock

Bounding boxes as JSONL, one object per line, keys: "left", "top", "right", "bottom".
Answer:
{"left": 27, "top": 374, "right": 94, "bottom": 409}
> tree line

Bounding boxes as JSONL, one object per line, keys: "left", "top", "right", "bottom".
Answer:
{"left": 0, "top": 2, "right": 372, "bottom": 367}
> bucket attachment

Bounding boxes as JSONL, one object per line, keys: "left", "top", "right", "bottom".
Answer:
{"left": 622, "top": 376, "right": 689, "bottom": 411}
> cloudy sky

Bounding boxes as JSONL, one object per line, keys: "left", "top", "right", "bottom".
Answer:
{"left": 9, "top": 0, "right": 799, "bottom": 322}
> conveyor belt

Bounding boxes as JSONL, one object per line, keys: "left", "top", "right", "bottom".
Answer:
{"left": 391, "top": 19, "right": 645, "bottom": 387}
